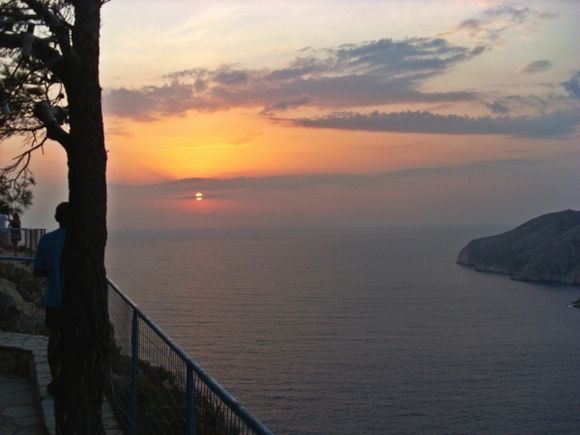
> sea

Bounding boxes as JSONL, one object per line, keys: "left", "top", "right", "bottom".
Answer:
{"left": 106, "top": 226, "right": 580, "bottom": 435}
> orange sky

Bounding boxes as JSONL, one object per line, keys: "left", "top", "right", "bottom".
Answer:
{"left": 104, "top": 108, "right": 569, "bottom": 184}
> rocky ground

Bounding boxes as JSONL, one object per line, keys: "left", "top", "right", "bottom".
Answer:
{"left": 0, "top": 247, "right": 46, "bottom": 335}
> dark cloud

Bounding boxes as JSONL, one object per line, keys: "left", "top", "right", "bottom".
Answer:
{"left": 289, "top": 110, "right": 580, "bottom": 138}
{"left": 260, "top": 96, "right": 313, "bottom": 115}
{"left": 453, "top": 3, "right": 555, "bottom": 45}
{"left": 214, "top": 67, "right": 249, "bottom": 85}
{"left": 104, "top": 81, "right": 208, "bottom": 121}
{"left": 519, "top": 60, "right": 553, "bottom": 75}
{"left": 562, "top": 71, "right": 580, "bottom": 99}
{"left": 104, "top": 87, "right": 158, "bottom": 121}
{"left": 331, "top": 37, "right": 483, "bottom": 76}
{"left": 264, "top": 58, "right": 320, "bottom": 81}
{"left": 484, "top": 100, "right": 510, "bottom": 114}
{"left": 482, "top": 93, "right": 572, "bottom": 117}
{"left": 457, "top": 18, "right": 481, "bottom": 31}
{"left": 104, "top": 36, "right": 482, "bottom": 120}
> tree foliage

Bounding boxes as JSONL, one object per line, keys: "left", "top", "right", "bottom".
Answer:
{"left": 0, "top": 0, "right": 73, "bottom": 155}
{"left": 0, "top": 171, "right": 34, "bottom": 214}
{"left": 0, "top": 1, "right": 72, "bottom": 215}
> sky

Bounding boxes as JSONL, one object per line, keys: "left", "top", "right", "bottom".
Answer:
{"left": 9, "top": 0, "right": 580, "bottom": 230}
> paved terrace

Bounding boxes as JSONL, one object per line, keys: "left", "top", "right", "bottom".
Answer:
{"left": 0, "top": 373, "right": 40, "bottom": 433}
{"left": 0, "top": 331, "right": 121, "bottom": 434}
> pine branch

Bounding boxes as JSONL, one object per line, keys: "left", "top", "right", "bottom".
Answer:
{"left": 0, "top": 31, "right": 64, "bottom": 78}
{"left": 20, "top": 0, "right": 72, "bottom": 55}
{"left": 33, "top": 100, "right": 70, "bottom": 149}
{"left": 10, "top": 137, "right": 47, "bottom": 164}
{"left": 0, "top": 32, "right": 21, "bottom": 51}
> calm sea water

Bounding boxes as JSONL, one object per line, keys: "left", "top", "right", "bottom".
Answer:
{"left": 106, "top": 227, "right": 580, "bottom": 434}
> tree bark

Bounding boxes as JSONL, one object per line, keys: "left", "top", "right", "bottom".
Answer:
{"left": 55, "top": 1, "right": 110, "bottom": 433}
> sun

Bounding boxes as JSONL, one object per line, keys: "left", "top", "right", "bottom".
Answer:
{"left": 195, "top": 192, "right": 204, "bottom": 201}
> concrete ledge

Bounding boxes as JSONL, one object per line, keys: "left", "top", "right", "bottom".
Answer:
{"left": 0, "top": 332, "right": 53, "bottom": 433}
{"left": 0, "top": 331, "right": 121, "bottom": 434}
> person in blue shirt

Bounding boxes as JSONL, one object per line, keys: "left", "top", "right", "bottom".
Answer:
{"left": 34, "top": 202, "right": 69, "bottom": 395}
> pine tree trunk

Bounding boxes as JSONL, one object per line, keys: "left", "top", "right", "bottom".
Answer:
{"left": 56, "top": 1, "right": 110, "bottom": 433}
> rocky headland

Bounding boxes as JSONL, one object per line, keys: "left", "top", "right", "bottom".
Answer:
{"left": 457, "top": 209, "right": 580, "bottom": 286}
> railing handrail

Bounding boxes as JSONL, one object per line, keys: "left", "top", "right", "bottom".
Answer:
{"left": 0, "top": 227, "right": 46, "bottom": 231}
{"left": 1, "top": 228, "right": 46, "bottom": 254}
{"left": 0, "top": 255, "right": 35, "bottom": 261}
{"left": 107, "top": 278, "right": 273, "bottom": 435}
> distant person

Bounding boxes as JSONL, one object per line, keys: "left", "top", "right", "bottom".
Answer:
{"left": 8, "top": 212, "right": 21, "bottom": 256}
{"left": 33, "top": 202, "right": 69, "bottom": 395}
{"left": 0, "top": 211, "right": 7, "bottom": 247}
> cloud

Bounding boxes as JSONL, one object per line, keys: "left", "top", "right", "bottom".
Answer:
{"left": 214, "top": 66, "right": 249, "bottom": 85}
{"left": 113, "top": 158, "right": 541, "bottom": 198}
{"left": 104, "top": 80, "right": 214, "bottom": 121}
{"left": 562, "top": 71, "right": 580, "bottom": 99}
{"left": 480, "top": 95, "right": 548, "bottom": 116}
{"left": 101, "top": 5, "right": 565, "bottom": 135}
{"left": 484, "top": 100, "right": 510, "bottom": 114}
{"left": 288, "top": 110, "right": 580, "bottom": 138}
{"left": 260, "top": 96, "right": 313, "bottom": 115}
{"left": 452, "top": 3, "right": 556, "bottom": 45}
{"left": 519, "top": 60, "right": 553, "bottom": 75}
{"left": 481, "top": 86, "right": 579, "bottom": 118}
{"left": 104, "top": 36, "right": 483, "bottom": 120}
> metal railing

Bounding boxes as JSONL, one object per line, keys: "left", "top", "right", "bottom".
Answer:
{"left": 0, "top": 256, "right": 273, "bottom": 434}
{"left": 0, "top": 228, "right": 46, "bottom": 253}
{"left": 107, "top": 281, "right": 272, "bottom": 435}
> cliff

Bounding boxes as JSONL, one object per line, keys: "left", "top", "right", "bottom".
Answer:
{"left": 457, "top": 210, "right": 580, "bottom": 285}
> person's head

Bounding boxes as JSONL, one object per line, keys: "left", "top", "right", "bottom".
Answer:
{"left": 12, "top": 212, "right": 19, "bottom": 221}
{"left": 55, "top": 202, "right": 70, "bottom": 227}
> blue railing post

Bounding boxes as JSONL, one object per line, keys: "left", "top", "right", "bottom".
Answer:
{"left": 130, "top": 310, "right": 139, "bottom": 435}
{"left": 186, "top": 364, "right": 196, "bottom": 434}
